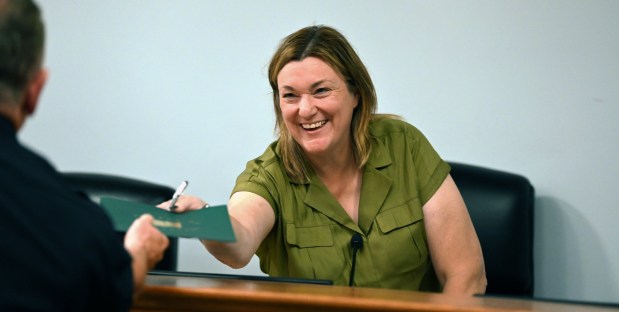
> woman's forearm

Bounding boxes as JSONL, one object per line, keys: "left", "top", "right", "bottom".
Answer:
{"left": 201, "top": 215, "right": 256, "bottom": 268}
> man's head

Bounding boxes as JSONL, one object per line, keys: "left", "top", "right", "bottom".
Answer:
{"left": 0, "top": 0, "right": 47, "bottom": 129}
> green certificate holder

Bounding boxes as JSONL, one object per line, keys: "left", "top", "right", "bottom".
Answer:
{"left": 100, "top": 197, "right": 236, "bottom": 242}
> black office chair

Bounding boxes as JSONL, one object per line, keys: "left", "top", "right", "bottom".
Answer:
{"left": 62, "top": 172, "right": 178, "bottom": 271}
{"left": 448, "top": 162, "right": 534, "bottom": 297}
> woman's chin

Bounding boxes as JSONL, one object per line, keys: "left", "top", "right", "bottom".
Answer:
{"left": 300, "top": 143, "right": 329, "bottom": 156}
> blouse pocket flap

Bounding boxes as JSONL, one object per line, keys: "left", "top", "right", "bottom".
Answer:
{"left": 286, "top": 224, "right": 334, "bottom": 248}
{"left": 376, "top": 201, "right": 424, "bottom": 234}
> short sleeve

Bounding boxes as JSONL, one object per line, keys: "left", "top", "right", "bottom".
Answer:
{"left": 232, "top": 159, "right": 278, "bottom": 212}
{"left": 405, "top": 124, "right": 451, "bottom": 205}
{"left": 370, "top": 117, "right": 451, "bottom": 206}
{"left": 231, "top": 142, "right": 288, "bottom": 217}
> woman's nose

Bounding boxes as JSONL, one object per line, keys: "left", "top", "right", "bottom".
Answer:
{"left": 298, "top": 95, "right": 317, "bottom": 117}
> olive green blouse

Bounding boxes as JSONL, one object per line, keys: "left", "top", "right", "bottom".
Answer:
{"left": 232, "top": 118, "right": 450, "bottom": 291}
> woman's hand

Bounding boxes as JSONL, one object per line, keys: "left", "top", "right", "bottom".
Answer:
{"left": 156, "top": 195, "right": 209, "bottom": 212}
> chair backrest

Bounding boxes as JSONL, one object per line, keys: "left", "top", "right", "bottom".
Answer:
{"left": 448, "top": 162, "right": 534, "bottom": 297}
{"left": 63, "top": 172, "right": 178, "bottom": 271}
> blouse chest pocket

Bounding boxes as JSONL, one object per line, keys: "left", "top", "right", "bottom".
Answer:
{"left": 374, "top": 199, "right": 430, "bottom": 269}
{"left": 376, "top": 199, "right": 424, "bottom": 233}
{"left": 285, "top": 224, "right": 334, "bottom": 247}
{"left": 284, "top": 224, "right": 346, "bottom": 282}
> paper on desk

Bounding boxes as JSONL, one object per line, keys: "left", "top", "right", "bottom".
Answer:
{"left": 100, "top": 197, "right": 236, "bottom": 242}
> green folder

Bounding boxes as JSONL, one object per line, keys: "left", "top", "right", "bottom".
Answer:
{"left": 100, "top": 197, "right": 236, "bottom": 242}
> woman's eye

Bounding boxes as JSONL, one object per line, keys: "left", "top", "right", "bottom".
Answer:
{"left": 281, "top": 93, "right": 299, "bottom": 103}
{"left": 315, "top": 88, "right": 330, "bottom": 95}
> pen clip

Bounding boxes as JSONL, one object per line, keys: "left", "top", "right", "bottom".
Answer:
{"left": 168, "top": 180, "right": 188, "bottom": 210}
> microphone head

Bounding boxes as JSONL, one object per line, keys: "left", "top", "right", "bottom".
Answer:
{"left": 351, "top": 233, "right": 363, "bottom": 249}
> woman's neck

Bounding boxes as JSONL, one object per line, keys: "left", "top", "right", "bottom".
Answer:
{"left": 309, "top": 144, "right": 363, "bottom": 224}
{"left": 308, "top": 141, "right": 357, "bottom": 181}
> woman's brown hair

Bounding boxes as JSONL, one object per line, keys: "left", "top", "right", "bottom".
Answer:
{"left": 268, "top": 25, "right": 378, "bottom": 182}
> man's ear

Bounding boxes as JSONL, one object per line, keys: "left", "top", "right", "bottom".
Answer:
{"left": 23, "top": 68, "right": 49, "bottom": 115}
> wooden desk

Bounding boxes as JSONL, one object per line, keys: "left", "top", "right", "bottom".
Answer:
{"left": 132, "top": 274, "right": 618, "bottom": 312}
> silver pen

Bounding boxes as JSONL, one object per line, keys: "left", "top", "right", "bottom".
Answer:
{"left": 168, "top": 180, "right": 188, "bottom": 210}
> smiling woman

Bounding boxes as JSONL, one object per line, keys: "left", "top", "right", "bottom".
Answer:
{"left": 277, "top": 57, "right": 359, "bottom": 175}
{"left": 165, "top": 24, "right": 487, "bottom": 296}
{"left": 277, "top": 56, "right": 362, "bottom": 223}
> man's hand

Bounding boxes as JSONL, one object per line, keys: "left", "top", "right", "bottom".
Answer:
{"left": 124, "top": 214, "right": 169, "bottom": 293}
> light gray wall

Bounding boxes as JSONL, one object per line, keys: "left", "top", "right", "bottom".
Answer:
{"left": 24, "top": 0, "right": 618, "bottom": 304}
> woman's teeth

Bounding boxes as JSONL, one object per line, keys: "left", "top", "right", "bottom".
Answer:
{"left": 302, "top": 121, "right": 326, "bottom": 130}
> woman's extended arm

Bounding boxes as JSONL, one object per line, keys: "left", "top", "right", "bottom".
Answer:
{"left": 160, "top": 191, "right": 275, "bottom": 269}
{"left": 423, "top": 174, "right": 487, "bottom": 296}
{"left": 203, "top": 191, "right": 275, "bottom": 268}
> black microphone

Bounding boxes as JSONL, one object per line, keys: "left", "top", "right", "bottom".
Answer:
{"left": 349, "top": 233, "right": 363, "bottom": 286}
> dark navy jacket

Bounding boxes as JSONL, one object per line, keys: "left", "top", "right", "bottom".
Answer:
{"left": 0, "top": 116, "right": 132, "bottom": 311}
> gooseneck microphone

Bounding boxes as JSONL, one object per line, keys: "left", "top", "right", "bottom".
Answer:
{"left": 348, "top": 233, "right": 363, "bottom": 286}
